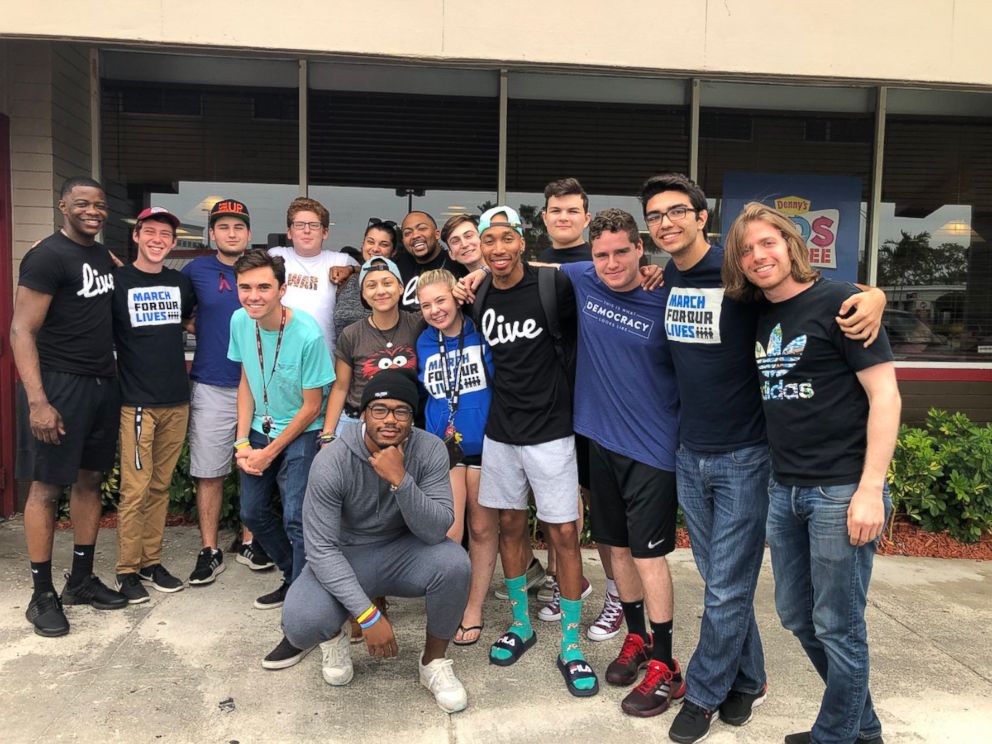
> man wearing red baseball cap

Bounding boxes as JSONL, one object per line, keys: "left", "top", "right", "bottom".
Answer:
{"left": 111, "top": 206, "right": 195, "bottom": 603}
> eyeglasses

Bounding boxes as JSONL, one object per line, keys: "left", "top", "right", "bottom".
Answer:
{"left": 644, "top": 205, "right": 698, "bottom": 226}
{"left": 367, "top": 403, "right": 413, "bottom": 422}
{"left": 290, "top": 221, "right": 323, "bottom": 232}
{"left": 367, "top": 217, "right": 398, "bottom": 231}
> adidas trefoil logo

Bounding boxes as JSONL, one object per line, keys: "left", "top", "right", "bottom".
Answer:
{"left": 756, "top": 324, "right": 814, "bottom": 400}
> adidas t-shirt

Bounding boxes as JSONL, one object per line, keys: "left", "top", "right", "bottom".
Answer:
{"left": 756, "top": 278, "right": 893, "bottom": 486}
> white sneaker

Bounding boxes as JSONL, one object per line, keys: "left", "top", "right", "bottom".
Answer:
{"left": 320, "top": 626, "right": 354, "bottom": 686}
{"left": 419, "top": 656, "right": 467, "bottom": 713}
{"left": 586, "top": 592, "right": 624, "bottom": 641}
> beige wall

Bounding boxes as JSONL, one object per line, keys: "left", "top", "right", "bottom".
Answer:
{"left": 0, "top": 40, "right": 91, "bottom": 285}
{"left": 4, "top": 1, "right": 992, "bottom": 88}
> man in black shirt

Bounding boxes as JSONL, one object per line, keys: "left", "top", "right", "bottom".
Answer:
{"left": 474, "top": 206, "right": 599, "bottom": 698}
{"left": 534, "top": 178, "right": 620, "bottom": 643}
{"left": 112, "top": 207, "right": 194, "bottom": 604}
{"left": 396, "top": 211, "right": 466, "bottom": 311}
{"left": 10, "top": 177, "right": 127, "bottom": 637}
{"left": 723, "top": 202, "right": 899, "bottom": 744}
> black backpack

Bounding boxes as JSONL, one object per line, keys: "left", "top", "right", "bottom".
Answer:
{"left": 472, "top": 267, "right": 575, "bottom": 388}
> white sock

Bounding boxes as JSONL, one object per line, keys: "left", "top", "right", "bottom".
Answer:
{"left": 605, "top": 577, "right": 617, "bottom": 596}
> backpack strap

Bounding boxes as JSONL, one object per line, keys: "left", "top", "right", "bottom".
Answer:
{"left": 537, "top": 266, "right": 567, "bottom": 373}
{"left": 470, "top": 272, "right": 493, "bottom": 332}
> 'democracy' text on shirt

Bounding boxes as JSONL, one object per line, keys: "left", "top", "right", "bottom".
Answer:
{"left": 479, "top": 263, "right": 576, "bottom": 446}
{"left": 17, "top": 231, "right": 116, "bottom": 377}
{"left": 561, "top": 262, "right": 679, "bottom": 472}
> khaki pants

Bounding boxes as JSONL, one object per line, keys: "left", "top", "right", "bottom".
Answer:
{"left": 116, "top": 404, "right": 189, "bottom": 574}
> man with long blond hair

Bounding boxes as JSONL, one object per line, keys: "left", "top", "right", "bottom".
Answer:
{"left": 723, "top": 202, "right": 900, "bottom": 744}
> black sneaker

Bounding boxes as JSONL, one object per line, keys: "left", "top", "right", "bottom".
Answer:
{"left": 785, "top": 733, "right": 883, "bottom": 744}
{"left": 115, "top": 573, "right": 150, "bottom": 604}
{"left": 720, "top": 683, "right": 767, "bottom": 726}
{"left": 261, "top": 635, "right": 314, "bottom": 670}
{"left": 60, "top": 572, "right": 127, "bottom": 610}
{"left": 26, "top": 590, "right": 70, "bottom": 637}
{"left": 138, "top": 564, "right": 184, "bottom": 593}
{"left": 254, "top": 582, "right": 289, "bottom": 610}
{"left": 237, "top": 541, "right": 275, "bottom": 571}
{"left": 188, "top": 547, "right": 225, "bottom": 585}
{"left": 669, "top": 700, "right": 719, "bottom": 743}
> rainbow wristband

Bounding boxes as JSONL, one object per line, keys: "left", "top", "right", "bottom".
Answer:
{"left": 356, "top": 604, "right": 380, "bottom": 629}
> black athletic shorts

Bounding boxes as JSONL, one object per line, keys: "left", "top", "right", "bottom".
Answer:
{"left": 16, "top": 371, "right": 120, "bottom": 487}
{"left": 588, "top": 439, "right": 677, "bottom": 558}
{"left": 575, "top": 433, "right": 591, "bottom": 490}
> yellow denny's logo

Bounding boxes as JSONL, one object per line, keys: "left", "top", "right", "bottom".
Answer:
{"left": 774, "top": 196, "right": 811, "bottom": 214}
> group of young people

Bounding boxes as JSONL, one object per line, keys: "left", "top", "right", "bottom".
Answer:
{"left": 11, "top": 172, "right": 898, "bottom": 744}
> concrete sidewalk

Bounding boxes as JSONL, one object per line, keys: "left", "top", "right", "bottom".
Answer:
{"left": 0, "top": 519, "right": 989, "bottom": 744}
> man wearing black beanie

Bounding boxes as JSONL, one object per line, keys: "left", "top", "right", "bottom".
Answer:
{"left": 279, "top": 369, "right": 472, "bottom": 713}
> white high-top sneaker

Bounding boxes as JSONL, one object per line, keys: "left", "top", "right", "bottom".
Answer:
{"left": 320, "top": 626, "right": 354, "bottom": 686}
{"left": 419, "top": 656, "right": 467, "bottom": 713}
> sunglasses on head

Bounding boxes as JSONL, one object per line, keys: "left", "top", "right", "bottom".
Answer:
{"left": 367, "top": 217, "right": 398, "bottom": 231}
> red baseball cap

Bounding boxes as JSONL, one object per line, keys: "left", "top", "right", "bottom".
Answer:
{"left": 136, "top": 206, "right": 181, "bottom": 229}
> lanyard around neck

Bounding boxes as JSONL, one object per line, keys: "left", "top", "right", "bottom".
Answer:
{"left": 437, "top": 326, "right": 466, "bottom": 418}
{"left": 254, "top": 307, "right": 287, "bottom": 415}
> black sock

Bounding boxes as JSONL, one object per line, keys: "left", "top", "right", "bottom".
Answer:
{"left": 69, "top": 544, "right": 95, "bottom": 585}
{"left": 621, "top": 599, "right": 647, "bottom": 641}
{"left": 650, "top": 619, "right": 674, "bottom": 666}
{"left": 30, "top": 560, "right": 55, "bottom": 595}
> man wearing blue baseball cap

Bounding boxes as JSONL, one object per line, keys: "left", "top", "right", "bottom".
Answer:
{"left": 468, "top": 206, "right": 599, "bottom": 698}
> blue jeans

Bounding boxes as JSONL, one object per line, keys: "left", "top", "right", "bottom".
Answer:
{"left": 239, "top": 429, "right": 319, "bottom": 584}
{"left": 766, "top": 479, "right": 891, "bottom": 744}
{"left": 677, "top": 443, "right": 770, "bottom": 711}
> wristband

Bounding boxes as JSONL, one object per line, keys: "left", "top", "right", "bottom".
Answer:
{"left": 480, "top": 264, "right": 491, "bottom": 274}
{"left": 356, "top": 604, "right": 381, "bottom": 629}
{"left": 234, "top": 439, "right": 250, "bottom": 450}
{"left": 318, "top": 433, "right": 336, "bottom": 445}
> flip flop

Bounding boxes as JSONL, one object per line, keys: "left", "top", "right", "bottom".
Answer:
{"left": 557, "top": 655, "right": 600, "bottom": 698}
{"left": 453, "top": 623, "right": 484, "bottom": 647}
{"left": 489, "top": 629, "right": 537, "bottom": 667}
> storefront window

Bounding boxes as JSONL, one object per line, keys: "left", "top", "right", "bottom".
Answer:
{"left": 506, "top": 72, "right": 688, "bottom": 258}
{"left": 879, "top": 90, "right": 992, "bottom": 360}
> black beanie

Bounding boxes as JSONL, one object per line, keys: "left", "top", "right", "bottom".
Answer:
{"left": 360, "top": 369, "right": 420, "bottom": 414}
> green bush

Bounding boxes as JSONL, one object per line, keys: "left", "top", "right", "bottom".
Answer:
{"left": 887, "top": 409, "right": 992, "bottom": 543}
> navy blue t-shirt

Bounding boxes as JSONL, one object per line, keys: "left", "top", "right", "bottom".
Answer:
{"left": 562, "top": 262, "right": 679, "bottom": 471}
{"left": 662, "top": 244, "right": 766, "bottom": 452}
{"left": 182, "top": 254, "right": 243, "bottom": 388}
{"left": 757, "top": 278, "right": 894, "bottom": 486}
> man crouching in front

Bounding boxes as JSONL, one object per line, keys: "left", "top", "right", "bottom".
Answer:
{"left": 280, "top": 368, "right": 471, "bottom": 712}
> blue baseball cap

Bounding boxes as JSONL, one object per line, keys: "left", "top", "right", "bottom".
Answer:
{"left": 478, "top": 206, "right": 524, "bottom": 237}
{"left": 359, "top": 256, "right": 403, "bottom": 288}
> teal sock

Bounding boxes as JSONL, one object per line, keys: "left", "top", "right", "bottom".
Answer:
{"left": 490, "top": 574, "right": 533, "bottom": 662}
{"left": 560, "top": 597, "right": 595, "bottom": 691}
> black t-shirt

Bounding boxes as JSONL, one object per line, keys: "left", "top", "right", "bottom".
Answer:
{"left": 394, "top": 249, "right": 468, "bottom": 312}
{"left": 479, "top": 263, "right": 576, "bottom": 445}
{"left": 757, "top": 278, "right": 894, "bottom": 486}
{"left": 112, "top": 265, "right": 194, "bottom": 406}
{"left": 538, "top": 242, "right": 591, "bottom": 264}
{"left": 17, "top": 231, "right": 116, "bottom": 377}
{"left": 662, "top": 244, "right": 766, "bottom": 452}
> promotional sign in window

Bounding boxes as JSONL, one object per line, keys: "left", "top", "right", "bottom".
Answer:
{"left": 722, "top": 172, "right": 862, "bottom": 284}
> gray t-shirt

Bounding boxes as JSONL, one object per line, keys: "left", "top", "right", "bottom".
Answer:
{"left": 335, "top": 312, "right": 424, "bottom": 411}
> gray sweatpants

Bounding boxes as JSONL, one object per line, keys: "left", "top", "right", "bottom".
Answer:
{"left": 282, "top": 534, "right": 471, "bottom": 649}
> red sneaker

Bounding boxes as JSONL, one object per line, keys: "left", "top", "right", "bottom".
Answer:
{"left": 605, "top": 632, "right": 652, "bottom": 686}
{"left": 620, "top": 658, "right": 685, "bottom": 717}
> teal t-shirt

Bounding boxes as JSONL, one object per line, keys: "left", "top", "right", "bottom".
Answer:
{"left": 228, "top": 307, "right": 336, "bottom": 438}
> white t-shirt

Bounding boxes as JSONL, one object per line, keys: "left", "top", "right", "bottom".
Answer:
{"left": 268, "top": 246, "right": 358, "bottom": 358}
